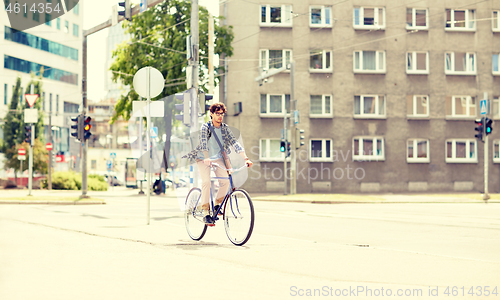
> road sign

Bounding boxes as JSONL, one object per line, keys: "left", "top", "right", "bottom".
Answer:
{"left": 133, "top": 67, "right": 164, "bottom": 99}
{"left": 24, "top": 109, "right": 38, "bottom": 123}
{"left": 151, "top": 127, "right": 158, "bottom": 138}
{"left": 480, "top": 99, "right": 488, "bottom": 115}
{"left": 110, "top": 152, "right": 117, "bottom": 159}
{"left": 140, "top": 0, "right": 147, "bottom": 12}
{"left": 18, "top": 148, "right": 26, "bottom": 156}
{"left": 45, "top": 143, "right": 53, "bottom": 151}
{"left": 106, "top": 160, "right": 112, "bottom": 171}
{"left": 18, "top": 155, "right": 26, "bottom": 160}
{"left": 25, "top": 94, "right": 39, "bottom": 108}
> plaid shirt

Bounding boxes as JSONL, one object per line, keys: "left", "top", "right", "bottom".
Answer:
{"left": 182, "top": 121, "right": 244, "bottom": 162}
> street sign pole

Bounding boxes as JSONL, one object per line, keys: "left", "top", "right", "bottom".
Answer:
{"left": 483, "top": 93, "right": 490, "bottom": 201}
{"left": 28, "top": 84, "right": 34, "bottom": 196}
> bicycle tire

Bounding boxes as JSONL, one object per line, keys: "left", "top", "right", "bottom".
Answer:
{"left": 185, "top": 187, "right": 207, "bottom": 241}
{"left": 224, "top": 189, "right": 254, "bottom": 246}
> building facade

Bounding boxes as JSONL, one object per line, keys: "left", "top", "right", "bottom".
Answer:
{"left": 221, "top": 0, "right": 500, "bottom": 193}
{"left": 1, "top": 2, "right": 83, "bottom": 175}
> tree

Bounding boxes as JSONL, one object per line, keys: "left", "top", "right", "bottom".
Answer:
{"left": 4, "top": 140, "right": 48, "bottom": 176}
{"left": 1, "top": 76, "right": 23, "bottom": 158}
{"left": 109, "top": 0, "right": 234, "bottom": 169}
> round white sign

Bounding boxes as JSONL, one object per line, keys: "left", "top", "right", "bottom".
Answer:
{"left": 133, "top": 67, "right": 165, "bottom": 99}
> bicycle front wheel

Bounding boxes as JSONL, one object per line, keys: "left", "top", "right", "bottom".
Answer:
{"left": 224, "top": 189, "right": 254, "bottom": 246}
{"left": 185, "top": 188, "right": 207, "bottom": 241}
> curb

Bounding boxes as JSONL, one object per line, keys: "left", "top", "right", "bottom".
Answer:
{"left": 0, "top": 201, "right": 106, "bottom": 205}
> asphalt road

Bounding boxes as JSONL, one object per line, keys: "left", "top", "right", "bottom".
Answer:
{"left": 0, "top": 195, "right": 499, "bottom": 300}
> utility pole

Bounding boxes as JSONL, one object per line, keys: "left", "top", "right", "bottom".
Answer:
{"left": 483, "top": 92, "right": 490, "bottom": 201}
{"left": 28, "top": 84, "right": 34, "bottom": 196}
{"left": 208, "top": 13, "right": 214, "bottom": 96}
{"left": 81, "top": 0, "right": 164, "bottom": 198}
{"left": 190, "top": 0, "right": 199, "bottom": 188}
{"left": 290, "top": 61, "right": 296, "bottom": 195}
{"left": 48, "top": 93, "right": 52, "bottom": 190}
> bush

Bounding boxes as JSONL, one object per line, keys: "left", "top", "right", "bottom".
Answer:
{"left": 40, "top": 171, "right": 107, "bottom": 191}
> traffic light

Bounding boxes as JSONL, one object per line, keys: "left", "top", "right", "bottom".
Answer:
{"left": 485, "top": 117, "right": 493, "bottom": 136}
{"left": 198, "top": 92, "right": 213, "bottom": 115}
{"left": 118, "top": 0, "right": 131, "bottom": 21}
{"left": 280, "top": 140, "right": 286, "bottom": 152}
{"left": 474, "top": 118, "right": 484, "bottom": 142}
{"left": 83, "top": 116, "right": 92, "bottom": 141}
{"left": 175, "top": 91, "right": 191, "bottom": 126}
{"left": 24, "top": 125, "right": 32, "bottom": 145}
{"left": 286, "top": 142, "right": 291, "bottom": 157}
{"left": 295, "top": 128, "right": 305, "bottom": 149}
{"left": 70, "top": 115, "right": 81, "bottom": 141}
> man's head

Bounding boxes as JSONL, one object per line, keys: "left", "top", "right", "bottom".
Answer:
{"left": 210, "top": 103, "right": 227, "bottom": 124}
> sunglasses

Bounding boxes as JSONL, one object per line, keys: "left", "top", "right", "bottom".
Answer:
{"left": 213, "top": 112, "right": 225, "bottom": 116}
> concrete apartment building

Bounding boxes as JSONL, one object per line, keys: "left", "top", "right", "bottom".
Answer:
{"left": 220, "top": 0, "right": 500, "bottom": 193}
{"left": 0, "top": 2, "right": 83, "bottom": 175}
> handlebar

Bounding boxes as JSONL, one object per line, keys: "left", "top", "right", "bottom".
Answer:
{"left": 211, "top": 162, "right": 249, "bottom": 173}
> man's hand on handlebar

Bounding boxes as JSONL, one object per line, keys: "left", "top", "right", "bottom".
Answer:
{"left": 245, "top": 159, "right": 253, "bottom": 168}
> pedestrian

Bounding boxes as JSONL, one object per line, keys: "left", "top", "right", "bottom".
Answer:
{"left": 182, "top": 103, "right": 253, "bottom": 224}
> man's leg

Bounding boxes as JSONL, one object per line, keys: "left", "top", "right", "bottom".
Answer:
{"left": 196, "top": 160, "right": 211, "bottom": 210}
{"left": 213, "top": 158, "right": 230, "bottom": 205}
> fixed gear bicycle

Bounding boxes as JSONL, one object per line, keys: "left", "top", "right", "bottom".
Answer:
{"left": 184, "top": 162, "right": 255, "bottom": 246}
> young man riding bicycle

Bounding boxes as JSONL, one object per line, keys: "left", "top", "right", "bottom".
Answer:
{"left": 183, "top": 103, "right": 253, "bottom": 224}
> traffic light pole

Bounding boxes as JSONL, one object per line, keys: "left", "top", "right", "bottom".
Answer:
{"left": 190, "top": 0, "right": 199, "bottom": 188}
{"left": 483, "top": 92, "right": 490, "bottom": 201}
{"left": 290, "top": 61, "right": 296, "bottom": 195}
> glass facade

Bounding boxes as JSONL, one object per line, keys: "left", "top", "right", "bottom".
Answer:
{"left": 4, "top": 26, "right": 78, "bottom": 61}
{"left": 4, "top": 55, "right": 78, "bottom": 85}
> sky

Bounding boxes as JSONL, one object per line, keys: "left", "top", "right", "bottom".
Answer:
{"left": 82, "top": 0, "right": 220, "bottom": 102}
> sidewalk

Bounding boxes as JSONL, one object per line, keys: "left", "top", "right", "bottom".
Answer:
{"left": 0, "top": 186, "right": 499, "bottom": 204}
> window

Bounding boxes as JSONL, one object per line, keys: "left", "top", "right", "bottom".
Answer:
{"left": 64, "top": 21, "right": 69, "bottom": 33}
{"left": 354, "top": 95, "right": 386, "bottom": 118}
{"left": 56, "top": 95, "right": 59, "bottom": 114}
{"left": 260, "top": 49, "right": 292, "bottom": 71}
{"left": 353, "top": 7, "right": 385, "bottom": 29}
{"left": 49, "top": 93, "right": 52, "bottom": 113}
{"left": 310, "top": 139, "right": 332, "bottom": 161}
{"left": 260, "top": 94, "right": 290, "bottom": 117}
{"left": 4, "top": 84, "right": 7, "bottom": 105}
{"left": 446, "top": 140, "right": 477, "bottom": 163}
{"left": 310, "top": 50, "right": 332, "bottom": 72}
{"left": 73, "top": 1, "right": 79, "bottom": 15}
{"left": 56, "top": 18, "right": 60, "bottom": 30}
{"left": 33, "top": 10, "right": 39, "bottom": 22}
{"left": 492, "top": 97, "right": 500, "bottom": 119}
{"left": 407, "top": 95, "right": 429, "bottom": 117}
{"left": 91, "top": 160, "right": 96, "bottom": 170}
{"left": 406, "top": 51, "right": 428, "bottom": 74}
{"left": 310, "top": 95, "right": 332, "bottom": 117}
{"left": 72, "top": 24, "right": 79, "bottom": 37}
{"left": 260, "top": 4, "right": 292, "bottom": 27}
{"left": 445, "top": 52, "right": 476, "bottom": 75}
{"left": 493, "top": 11, "right": 500, "bottom": 32}
{"left": 260, "top": 139, "right": 288, "bottom": 161}
{"left": 445, "top": 96, "right": 476, "bottom": 118}
{"left": 494, "top": 140, "right": 500, "bottom": 163}
{"left": 353, "top": 137, "right": 385, "bottom": 161}
{"left": 446, "top": 9, "right": 475, "bottom": 31}
{"left": 407, "top": 139, "right": 430, "bottom": 163}
{"left": 353, "top": 50, "right": 385, "bottom": 73}
{"left": 4, "top": 55, "right": 78, "bottom": 85}
{"left": 406, "top": 8, "right": 428, "bottom": 29}
{"left": 493, "top": 54, "right": 499, "bottom": 75}
{"left": 310, "top": 6, "right": 332, "bottom": 27}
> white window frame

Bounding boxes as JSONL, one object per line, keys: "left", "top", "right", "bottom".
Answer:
{"left": 444, "top": 52, "right": 477, "bottom": 75}
{"left": 492, "top": 97, "right": 500, "bottom": 120}
{"left": 309, "top": 139, "right": 333, "bottom": 162}
{"left": 406, "top": 51, "right": 429, "bottom": 74}
{"left": 493, "top": 53, "right": 500, "bottom": 75}
{"left": 310, "top": 6, "right": 332, "bottom": 28}
{"left": 353, "top": 50, "right": 386, "bottom": 74}
{"left": 260, "top": 94, "right": 291, "bottom": 118}
{"left": 260, "top": 4, "right": 293, "bottom": 27}
{"left": 493, "top": 10, "right": 500, "bottom": 32}
{"left": 493, "top": 140, "right": 500, "bottom": 163}
{"left": 309, "top": 50, "right": 332, "bottom": 73}
{"left": 352, "top": 137, "right": 385, "bottom": 161}
{"left": 445, "top": 139, "right": 477, "bottom": 163}
{"left": 259, "top": 138, "right": 290, "bottom": 162}
{"left": 407, "top": 95, "right": 429, "bottom": 118}
{"left": 407, "top": 139, "right": 430, "bottom": 163}
{"left": 354, "top": 95, "right": 386, "bottom": 119}
{"left": 406, "top": 8, "right": 429, "bottom": 30}
{"left": 445, "top": 9, "right": 476, "bottom": 31}
{"left": 259, "top": 49, "right": 292, "bottom": 71}
{"left": 353, "top": 7, "right": 385, "bottom": 30}
{"left": 310, "top": 94, "right": 333, "bottom": 118}
{"left": 446, "top": 95, "right": 477, "bottom": 119}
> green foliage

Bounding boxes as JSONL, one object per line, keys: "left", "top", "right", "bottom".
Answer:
{"left": 1, "top": 76, "right": 23, "bottom": 158}
{"left": 89, "top": 174, "right": 106, "bottom": 182}
{"left": 40, "top": 171, "right": 108, "bottom": 191}
{"left": 4, "top": 139, "right": 48, "bottom": 174}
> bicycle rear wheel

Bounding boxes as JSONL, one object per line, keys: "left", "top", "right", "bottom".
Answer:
{"left": 224, "top": 189, "right": 254, "bottom": 246}
{"left": 185, "top": 188, "right": 207, "bottom": 240}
